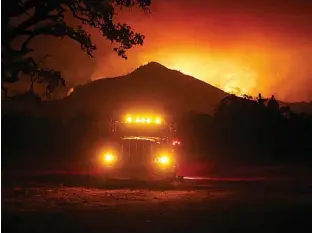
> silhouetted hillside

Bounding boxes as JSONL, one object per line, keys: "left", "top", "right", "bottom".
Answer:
{"left": 281, "top": 101, "right": 312, "bottom": 116}
{"left": 2, "top": 66, "right": 312, "bottom": 167}
{"left": 41, "top": 62, "right": 228, "bottom": 119}
{"left": 3, "top": 62, "right": 312, "bottom": 119}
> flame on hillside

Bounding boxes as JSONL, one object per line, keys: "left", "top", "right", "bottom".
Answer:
{"left": 67, "top": 88, "right": 74, "bottom": 96}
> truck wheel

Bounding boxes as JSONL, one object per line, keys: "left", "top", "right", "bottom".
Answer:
{"left": 102, "top": 172, "right": 112, "bottom": 185}
{"left": 160, "top": 174, "right": 176, "bottom": 185}
{"left": 176, "top": 176, "right": 184, "bottom": 182}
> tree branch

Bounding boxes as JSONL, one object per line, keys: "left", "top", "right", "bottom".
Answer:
{"left": 2, "top": 0, "right": 152, "bottom": 97}
{"left": 7, "top": 0, "right": 43, "bottom": 18}
{"left": 21, "top": 19, "right": 96, "bottom": 57}
{"left": 10, "top": 1, "right": 65, "bottom": 40}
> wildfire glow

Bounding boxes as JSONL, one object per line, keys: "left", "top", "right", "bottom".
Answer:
{"left": 88, "top": 1, "right": 312, "bottom": 102}
{"left": 138, "top": 50, "right": 260, "bottom": 97}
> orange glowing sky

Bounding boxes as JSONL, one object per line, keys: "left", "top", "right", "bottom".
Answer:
{"left": 34, "top": 0, "right": 312, "bottom": 102}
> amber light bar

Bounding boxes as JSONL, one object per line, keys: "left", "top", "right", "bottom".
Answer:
{"left": 124, "top": 115, "right": 163, "bottom": 125}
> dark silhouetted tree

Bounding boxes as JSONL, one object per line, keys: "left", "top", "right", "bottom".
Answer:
{"left": 280, "top": 106, "right": 293, "bottom": 119}
{"left": 242, "top": 94, "right": 253, "bottom": 100}
{"left": 2, "top": 0, "right": 151, "bottom": 96}
{"left": 267, "top": 95, "right": 279, "bottom": 111}
{"left": 256, "top": 93, "right": 267, "bottom": 107}
{"left": 210, "top": 93, "right": 312, "bottom": 163}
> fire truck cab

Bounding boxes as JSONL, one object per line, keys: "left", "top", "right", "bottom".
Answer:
{"left": 99, "top": 113, "right": 178, "bottom": 182}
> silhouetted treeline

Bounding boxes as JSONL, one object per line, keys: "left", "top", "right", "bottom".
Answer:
{"left": 2, "top": 94, "right": 312, "bottom": 168}
{"left": 1, "top": 113, "right": 112, "bottom": 169}
{"left": 178, "top": 94, "right": 312, "bottom": 164}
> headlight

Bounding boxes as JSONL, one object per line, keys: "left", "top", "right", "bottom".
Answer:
{"left": 103, "top": 153, "right": 117, "bottom": 165}
{"left": 155, "top": 154, "right": 171, "bottom": 165}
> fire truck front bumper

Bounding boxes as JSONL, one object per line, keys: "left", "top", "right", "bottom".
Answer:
{"left": 101, "top": 162, "right": 177, "bottom": 181}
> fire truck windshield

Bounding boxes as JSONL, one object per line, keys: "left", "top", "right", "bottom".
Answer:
{"left": 115, "top": 121, "right": 169, "bottom": 138}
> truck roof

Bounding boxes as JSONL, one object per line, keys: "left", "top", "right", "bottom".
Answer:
{"left": 121, "top": 136, "right": 162, "bottom": 142}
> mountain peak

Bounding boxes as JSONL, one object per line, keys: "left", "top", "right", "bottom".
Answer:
{"left": 131, "top": 61, "right": 169, "bottom": 75}
{"left": 142, "top": 61, "right": 167, "bottom": 69}
{"left": 37, "top": 60, "right": 230, "bottom": 119}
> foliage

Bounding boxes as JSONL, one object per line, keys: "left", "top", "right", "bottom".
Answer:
{"left": 2, "top": 0, "right": 151, "bottom": 97}
{"left": 178, "top": 94, "right": 312, "bottom": 164}
{"left": 3, "top": 93, "right": 311, "bottom": 165}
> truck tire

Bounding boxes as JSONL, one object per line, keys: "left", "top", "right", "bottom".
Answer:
{"left": 160, "top": 173, "right": 177, "bottom": 185}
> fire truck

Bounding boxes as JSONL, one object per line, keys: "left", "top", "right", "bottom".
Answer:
{"left": 98, "top": 113, "right": 179, "bottom": 182}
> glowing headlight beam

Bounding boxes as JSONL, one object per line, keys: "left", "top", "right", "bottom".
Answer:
{"left": 103, "top": 153, "right": 117, "bottom": 164}
{"left": 156, "top": 155, "right": 170, "bottom": 164}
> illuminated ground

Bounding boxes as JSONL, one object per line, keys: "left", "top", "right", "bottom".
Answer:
{"left": 2, "top": 175, "right": 312, "bottom": 233}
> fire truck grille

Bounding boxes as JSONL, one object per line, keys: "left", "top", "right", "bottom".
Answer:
{"left": 121, "top": 140, "right": 153, "bottom": 164}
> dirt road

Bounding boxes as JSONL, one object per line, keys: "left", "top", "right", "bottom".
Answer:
{"left": 2, "top": 176, "right": 312, "bottom": 233}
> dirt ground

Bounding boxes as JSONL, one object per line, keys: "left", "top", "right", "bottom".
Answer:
{"left": 2, "top": 174, "right": 312, "bottom": 233}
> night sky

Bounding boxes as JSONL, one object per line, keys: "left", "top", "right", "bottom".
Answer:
{"left": 32, "top": 0, "right": 312, "bottom": 102}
